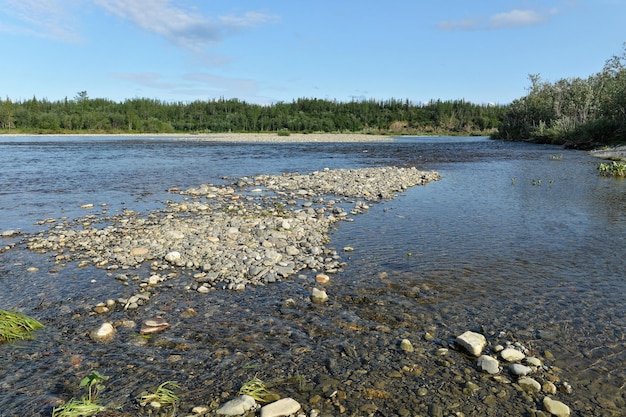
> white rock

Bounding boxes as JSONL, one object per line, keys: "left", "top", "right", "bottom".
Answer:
{"left": 164, "top": 251, "right": 181, "bottom": 263}
{"left": 311, "top": 288, "right": 328, "bottom": 303}
{"left": 500, "top": 347, "right": 525, "bottom": 362}
{"left": 260, "top": 398, "right": 301, "bottom": 417}
{"left": 89, "top": 322, "right": 116, "bottom": 343}
{"left": 477, "top": 355, "right": 500, "bottom": 374}
{"left": 215, "top": 395, "right": 256, "bottom": 416}
{"left": 455, "top": 331, "right": 487, "bottom": 356}
{"left": 543, "top": 396, "right": 571, "bottom": 417}
{"left": 525, "top": 356, "right": 543, "bottom": 367}
{"left": 509, "top": 363, "right": 532, "bottom": 376}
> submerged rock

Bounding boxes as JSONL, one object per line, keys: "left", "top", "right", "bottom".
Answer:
{"left": 90, "top": 322, "right": 116, "bottom": 343}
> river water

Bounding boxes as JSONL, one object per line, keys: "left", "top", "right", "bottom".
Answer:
{"left": 0, "top": 136, "right": 625, "bottom": 416}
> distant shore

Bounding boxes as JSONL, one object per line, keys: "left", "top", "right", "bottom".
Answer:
{"left": 0, "top": 132, "right": 395, "bottom": 142}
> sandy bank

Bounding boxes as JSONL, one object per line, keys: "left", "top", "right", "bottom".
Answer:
{"left": 1, "top": 132, "right": 394, "bottom": 142}
{"left": 180, "top": 133, "right": 394, "bottom": 142}
{"left": 589, "top": 145, "right": 626, "bottom": 161}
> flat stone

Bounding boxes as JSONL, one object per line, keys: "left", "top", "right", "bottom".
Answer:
{"left": 543, "top": 396, "right": 571, "bottom": 417}
{"left": 216, "top": 395, "right": 256, "bottom": 416}
{"left": 500, "top": 347, "right": 525, "bottom": 362}
{"left": 477, "top": 355, "right": 500, "bottom": 374}
{"left": 130, "top": 247, "right": 149, "bottom": 256}
{"left": 518, "top": 377, "right": 541, "bottom": 393}
{"left": 509, "top": 363, "right": 532, "bottom": 376}
{"left": 455, "top": 331, "right": 487, "bottom": 356}
{"left": 315, "top": 273, "right": 330, "bottom": 283}
{"left": 260, "top": 398, "right": 301, "bottom": 417}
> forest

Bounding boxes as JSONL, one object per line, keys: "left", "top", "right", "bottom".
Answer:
{"left": 494, "top": 45, "right": 626, "bottom": 148}
{"left": 0, "top": 94, "right": 502, "bottom": 136}
{"left": 1, "top": 47, "right": 624, "bottom": 146}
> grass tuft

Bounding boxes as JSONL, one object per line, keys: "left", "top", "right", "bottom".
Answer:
{"left": 0, "top": 310, "right": 44, "bottom": 343}
{"left": 138, "top": 381, "right": 180, "bottom": 416}
{"left": 238, "top": 377, "right": 280, "bottom": 404}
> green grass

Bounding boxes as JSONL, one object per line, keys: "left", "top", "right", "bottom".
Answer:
{"left": 0, "top": 310, "right": 44, "bottom": 343}
{"left": 51, "top": 398, "right": 106, "bottom": 417}
{"left": 138, "top": 381, "right": 180, "bottom": 407}
{"left": 52, "top": 371, "right": 109, "bottom": 417}
{"left": 598, "top": 161, "right": 626, "bottom": 177}
{"left": 238, "top": 377, "right": 280, "bottom": 403}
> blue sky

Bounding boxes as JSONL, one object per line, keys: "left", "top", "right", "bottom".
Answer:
{"left": 1, "top": 1, "right": 624, "bottom": 105}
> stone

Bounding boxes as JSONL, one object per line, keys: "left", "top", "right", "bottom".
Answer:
{"left": 90, "top": 322, "right": 116, "bottom": 343}
{"left": 311, "top": 288, "right": 328, "bottom": 303}
{"left": 216, "top": 395, "right": 256, "bottom": 416}
{"left": 518, "top": 377, "right": 541, "bottom": 393}
{"left": 164, "top": 251, "right": 181, "bottom": 263}
{"left": 260, "top": 398, "right": 301, "bottom": 417}
{"left": 140, "top": 317, "right": 170, "bottom": 334}
{"left": 192, "top": 406, "right": 209, "bottom": 414}
{"left": 130, "top": 247, "right": 149, "bottom": 256}
{"left": 400, "top": 339, "right": 414, "bottom": 353}
{"left": 455, "top": 331, "right": 487, "bottom": 356}
{"left": 543, "top": 396, "right": 571, "bottom": 416}
{"left": 500, "top": 348, "right": 525, "bottom": 362}
{"left": 0, "top": 229, "right": 20, "bottom": 237}
{"left": 315, "top": 273, "right": 330, "bottom": 283}
{"left": 477, "top": 355, "right": 500, "bottom": 374}
{"left": 543, "top": 381, "right": 557, "bottom": 394}
{"left": 509, "top": 363, "right": 532, "bottom": 376}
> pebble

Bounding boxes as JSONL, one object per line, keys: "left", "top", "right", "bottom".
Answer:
{"left": 400, "top": 338, "right": 414, "bottom": 353}
{"left": 477, "top": 355, "right": 500, "bottom": 374}
{"left": 89, "top": 322, "right": 116, "bottom": 343}
{"left": 315, "top": 273, "right": 330, "bottom": 284}
{"left": 140, "top": 317, "right": 170, "bottom": 335}
{"left": 215, "top": 395, "right": 257, "bottom": 416}
{"left": 311, "top": 288, "right": 329, "bottom": 303}
{"left": 500, "top": 347, "right": 526, "bottom": 362}
{"left": 518, "top": 377, "right": 541, "bottom": 393}
{"left": 543, "top": 396, "right": 571, "bottom": 416}
{"left": 260, "top": 398, "right": 301, "bottom": 417}
{"left": 509, "top": 363, "right": 532, "bottom": 376}
{"left": 456, "top": 331, "right": 487, "bottom": 356}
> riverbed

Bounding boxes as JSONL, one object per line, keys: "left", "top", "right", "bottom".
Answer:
{"left": 0, "top": 135, "right": 625, "bottom": 416}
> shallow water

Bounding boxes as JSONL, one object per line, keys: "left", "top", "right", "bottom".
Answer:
{"left": 0, "top": 136, "right": 625, "bottom": 416}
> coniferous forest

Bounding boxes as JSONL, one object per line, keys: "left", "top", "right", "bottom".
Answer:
{"left": 1, "top": 46, "right": 624, "bottom": 146}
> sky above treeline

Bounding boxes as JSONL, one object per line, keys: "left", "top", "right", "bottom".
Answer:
{"left": 1, "top": 1, "right": 624, "bottom": 105}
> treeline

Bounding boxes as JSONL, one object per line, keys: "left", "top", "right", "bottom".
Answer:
{"left": 495, "top": 46, "right": 626, "bottom": 148}
{"left": 0, "top": 93, "right": 503, "bottom": 136}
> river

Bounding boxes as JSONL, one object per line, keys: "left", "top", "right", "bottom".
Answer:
{"left": 0, "top": 135, "right": 624, "bottom": 416}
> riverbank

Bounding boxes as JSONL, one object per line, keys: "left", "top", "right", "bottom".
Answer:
{"left": 589, "top": 145, "right": 626, "bottom": 161}
{"left": 0, "top": 132, "right": 394, "bottom": 142}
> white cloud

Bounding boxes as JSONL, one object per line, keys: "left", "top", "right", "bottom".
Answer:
{"left": 438, "top": 7, "right": 560, "bottom": 31}
{"left": 489, "top": 9, "right": 553, "bottom": 29}
{"left": 93, "top": 0, "right": 279, "bottom": 50}
{"left": 0, "top": 0, "right": 83, "bottom": 42}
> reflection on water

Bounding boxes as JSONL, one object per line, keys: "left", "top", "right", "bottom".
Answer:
{"left": 0, "top": 136, "right": 625, "bottom": 415}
